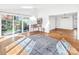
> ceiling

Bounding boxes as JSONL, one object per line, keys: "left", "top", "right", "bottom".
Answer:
{"left": 0, "top": 4, "right": 37, "bottom": 16}
{"left": 0, "top": 4, "right": 79, "bottom": 16}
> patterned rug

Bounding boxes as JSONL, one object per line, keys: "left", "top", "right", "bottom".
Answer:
{"left": 27, "top": 34, "right": 59, "bottom": 55}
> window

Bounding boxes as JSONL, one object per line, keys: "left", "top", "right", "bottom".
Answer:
{"left": 1, "top": 15, "right": 13, "bottom": 36}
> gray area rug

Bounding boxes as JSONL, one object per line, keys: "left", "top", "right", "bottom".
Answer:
{"left": 27, "top": 34, "right": 59, "bottom": 55}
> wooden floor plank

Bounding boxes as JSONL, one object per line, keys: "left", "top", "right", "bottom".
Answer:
{"left": 0, "top": 29, "right": 79, "bottom": 55}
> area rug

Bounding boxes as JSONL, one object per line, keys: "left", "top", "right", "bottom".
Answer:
{"left": 27, "top": 34, "right": 59, "bottom": 55}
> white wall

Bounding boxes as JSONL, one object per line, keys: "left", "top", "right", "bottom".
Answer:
{"left": 37, "top": 11, "right": 50, "bottom": 32}
{"left": 0, "top": 15, "right": 1, "bottom": 36}
{"left": 37, "top": 4, "right": 79, "bottom": 33}
{"left": 77, "top": 12, "right": 79, "bottom": 40}
{"left": 58, "top": 18, "right": 73, "bottom": 29}
{"left": 49, "top": 16, "right": 56, "bottom": 30}
{"left": 48, "top": 14, "right": 74, "bottom": 30}
{"left": 56, "top": 15, "right": 73, "bottom": 29}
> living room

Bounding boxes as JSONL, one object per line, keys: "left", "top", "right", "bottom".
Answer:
{"left": 0, "top": 4, "right": 79, "bottom": 55}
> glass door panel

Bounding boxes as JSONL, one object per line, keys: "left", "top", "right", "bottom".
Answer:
{"left": 22, "top": 17, "right": 30, "bottom": 32}
{"left": 2, "top": 15, "right": 13, "bottom": 36}
{"left": 14, "top": 16, "right": 22, "bottom": 34}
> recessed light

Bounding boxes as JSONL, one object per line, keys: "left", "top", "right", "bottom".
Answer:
{"left": 21, "top": 6, "right": 33, "bottom": 9}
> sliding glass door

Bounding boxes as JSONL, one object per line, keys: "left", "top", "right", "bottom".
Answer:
{"left": 1, "top": 15, "right": 13, "bottom": 36}
{"left": 22, "top": 17, "right": 30, "bottom": 32}
{"left": 1, "top": 14, "right": 31, "bottom": 36}
{"left": 14, "top": 16, "right": 22, "bottom": 34}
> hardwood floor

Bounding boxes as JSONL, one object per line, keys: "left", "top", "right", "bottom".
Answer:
{"left": 0, "top": 29, "right": 79, "bottom": 55}
{"left": 20, "top": 29, "right": 79, "bottom": 55}
{"left": 48, "top": 29, "right": 79, "bottom": 54}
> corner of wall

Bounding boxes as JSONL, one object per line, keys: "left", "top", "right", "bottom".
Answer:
{"left": 77, "top": 12, "right": 79, "bottom": 40}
